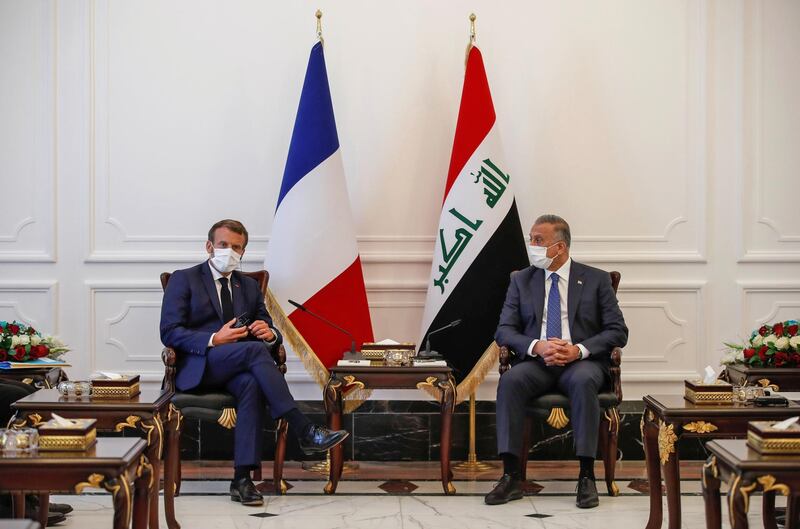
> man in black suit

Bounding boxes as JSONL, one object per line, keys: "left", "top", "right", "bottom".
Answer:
{"left": 486, "top": 214, "right": 628, "bottom": 508}
{"left": 160, "top": 219, "right": 348, "bottom": 507}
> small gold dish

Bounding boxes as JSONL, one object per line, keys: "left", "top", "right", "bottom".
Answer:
{"left": 38, "top": 418, "right": 97, "bottom": 452}
{"left": 384, "top": 349, "right": 413, "bottom": 366}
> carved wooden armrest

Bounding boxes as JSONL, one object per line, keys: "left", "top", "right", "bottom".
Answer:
{"left": 161, "top": 347, "right": 177, "bottom": 367}
{"left": 273, "top": 344, "right": 287, "bottom": 375}
{"left": 609, "top": 347, "right": 623, "bottom": 402}
{"left": 499, "top": 345, "right": 511, "bottom": 375}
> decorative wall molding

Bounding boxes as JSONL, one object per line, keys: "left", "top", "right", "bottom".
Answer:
{"left": 616, "top": 281, "right": 705, "bottom": 379}
{"left": 0, "top": 281, "right": 59, "bottom": 332}
{"left": 86, "top": 281, "right": 163, "bottom": 374}
{"left": 738, "top": 281, "right": 800, "bottom": 334}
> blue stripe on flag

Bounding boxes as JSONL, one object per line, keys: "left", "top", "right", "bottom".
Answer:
{"left": 276, "top": 42, "right": 340, "bottom": 210}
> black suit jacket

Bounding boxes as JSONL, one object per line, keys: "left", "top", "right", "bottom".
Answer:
{"left": 494, "top": 260, "right": 628, "bottom": 367}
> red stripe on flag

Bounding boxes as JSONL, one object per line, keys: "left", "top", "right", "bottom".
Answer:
{"left": 287, "top": 257, "right": 374, "bottom": 369}
{"left": 442, "top": 46, "right": 497, "bottom": 202}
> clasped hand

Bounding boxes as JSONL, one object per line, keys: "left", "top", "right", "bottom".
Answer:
{"left": 212, "top": 319, "right": 275, "bottom": 346}
{"left": 533, "top": 338, "right": 581, "bottom": 366}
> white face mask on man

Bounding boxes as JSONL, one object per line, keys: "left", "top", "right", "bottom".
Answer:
{"left": 527, "top": 243, "right": 560, "bottom": 269}
{"left": 209, "top": 248, "right": 242, "bottom": 274}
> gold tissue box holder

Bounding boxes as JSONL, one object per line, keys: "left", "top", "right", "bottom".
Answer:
{"left": 684, "top": 379, "right": 733, "bottom": 405}
{"left": 91, "top": 374, "right": 141, "bottom": 399}
{"left": 360, "top": 343, "right": 416, "bottom": 360}
{"left": 747, "top": 421, "right": 800, "bottom": 455}
{"left": 38, "top": 418, "right": 97, "bottom": 451}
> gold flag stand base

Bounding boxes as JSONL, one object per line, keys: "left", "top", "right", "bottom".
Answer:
{"left": 452, "top": 455, "right": 495, "bottom": 472}
{"left": 451, "top": 393, "right": 497, "bottom": 473}
{"left": 301, "top": 452, "right": 359, "bottom": 474}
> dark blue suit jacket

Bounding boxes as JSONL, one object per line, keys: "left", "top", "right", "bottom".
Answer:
{"left": 495, "top": 260, "right": 628, "bottom": 368}
{"left": 160, "top": 262, "right": 282, "bottom": 391}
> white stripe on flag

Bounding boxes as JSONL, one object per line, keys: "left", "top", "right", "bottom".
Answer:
{"left": 267, "top": 150, "right": 359, "bottom": 309}
{"left": 418, "top": 125, "right": 512, "bottom": 342}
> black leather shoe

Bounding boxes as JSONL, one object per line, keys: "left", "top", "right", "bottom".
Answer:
{"left": 299, "top": 425, "right": 349, "bottom": 454}
{"left": 230, "top": 477, "right": 263, "bottom": 506}
{"left": 484, "top": 474, "right": 523, "bottom": 505}
{"left": 48, "top": 502, "right": 73, "bottom": 515}
{"left": 46, "top": 511, "right": 67, "bottom": 526}
{"left": 576, "top": 476, "right": 599, "bottom": 509}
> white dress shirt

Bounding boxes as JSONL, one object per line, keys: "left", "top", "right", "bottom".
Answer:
{"left": 527, "top": 258, "right": 590, "bottom": 360}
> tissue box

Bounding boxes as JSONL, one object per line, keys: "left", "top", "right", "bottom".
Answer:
{"left": 91, "top": 374, "right": 140, "bottom": 399}
{"left": 360, "top": 343, "right": 416, "bottom": 360}
{"left": 747, "top": 421, "right": 800, "bottom": 454}
{"left": 684, "top": 379, "right": 733, "bottom": 405}
{"left": 38, "top": 418, "right": 97, "bottom": 451}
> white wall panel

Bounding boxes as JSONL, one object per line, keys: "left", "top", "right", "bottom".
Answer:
{"left": 739, "top": 282, "right": 800, "bottom": 334}
{"left": 615, "top": 283, "right": 705, "bottom": 390}
{"left": 0, "top": 0, "right": 56, "bottom": 262}
{"left": 0, "top": 281, "right": 58, "bottom": 333}
{"left": 87, "top": 282, "right": 164, "bottom": 382}
{"left": 741, "top": 0, "right": 800, "bottom": 261}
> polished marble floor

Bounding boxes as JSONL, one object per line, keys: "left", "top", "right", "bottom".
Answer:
{"left": 45, "top": 465, "right": 782, "bottom": 529}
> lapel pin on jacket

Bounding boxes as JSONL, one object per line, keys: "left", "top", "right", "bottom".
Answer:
{"left": 577, "top": 280, "right": 583, "bottom": 285}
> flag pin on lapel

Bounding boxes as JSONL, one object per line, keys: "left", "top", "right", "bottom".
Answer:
{"left": 577, "top": 280, "right": 583, "bottom": 285}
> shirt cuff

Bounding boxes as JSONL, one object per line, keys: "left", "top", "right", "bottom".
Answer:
{"left": 207, "top": 333, "right": 216, "bottom": 348}
{"left": 527, "top": 339, "right": 539, "bottom": 357}
{"left": 577, "top": 343, "right": 590, "bottom": 360}
{"left": 263, "top": 328, "right": 277, "bottom": 346}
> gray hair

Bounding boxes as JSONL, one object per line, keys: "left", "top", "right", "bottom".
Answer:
{"left": 534, "top": 214, "right": 571, "bottom": 248}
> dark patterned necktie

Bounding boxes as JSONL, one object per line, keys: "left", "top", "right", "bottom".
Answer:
{"left": 219, "top": 277, "right": 234, "bottom": 323}
{"left": 546, "top": 273, "right": 562, "bottom": 338}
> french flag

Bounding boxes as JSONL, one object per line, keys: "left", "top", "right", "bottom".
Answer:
{"left": 266, "top": 42, "right": 373, "bottom": 371}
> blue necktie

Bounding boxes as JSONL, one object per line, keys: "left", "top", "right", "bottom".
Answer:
{"left": 546, "top": 273, "right": 562, "bottom": 339}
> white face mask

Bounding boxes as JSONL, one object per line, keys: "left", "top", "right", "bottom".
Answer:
{"left": 527, "top": 243, "right": 559, "bottom": 269}
{"left": 209, "top": 247, "right": 241, "bottom": 274}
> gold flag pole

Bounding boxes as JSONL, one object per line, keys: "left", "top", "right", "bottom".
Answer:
{"left": 453, "top": 393, "right": 496, "bottom": 472}
{"left": 299, "top": 8, "right": 359, "bottom": 477}
{"left": 453, "top": 12, "right": 495, "bottom": 474}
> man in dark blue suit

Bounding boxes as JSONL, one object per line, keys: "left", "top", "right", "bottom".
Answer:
{"left": 160, "top": 219, "right": 348, "bottom": 506}
{"left": 486, "top": 215, "right": 628, "bottom": 508}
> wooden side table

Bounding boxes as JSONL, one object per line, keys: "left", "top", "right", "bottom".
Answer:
{"left": 642, "top": 394, "right": 800, "bottom": 529}
{"left": 10, "top": 389, "right": 180, "bottom": 529}
{"left": 324, "top": 363, "right": 457, "bottom": 495}
{"left": 0, "top": 438, "right": 152, "bottom": 529}
{"left": 703, "top": 439, "right": 800, "bottom": 529}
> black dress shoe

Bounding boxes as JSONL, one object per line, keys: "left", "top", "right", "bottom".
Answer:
{"left": 230, "top": 477, "right": 263, "bottom": 506}
{"left": 298, "top": 425, "right": 349, "bottom": 454}
{"left": 48, "top": 502, "right": 73, "bottom": 515}
{"left": 576, "top": 476, "right": 599, "bottom": 509}
{"left": 25, "top": 495, "right": 72, "bottom": 515}
{"left": 45, "top": 511, "right": 67, "bottom": 526}
{"left": 484, "top": 474, "right": 523, "bottom": 505}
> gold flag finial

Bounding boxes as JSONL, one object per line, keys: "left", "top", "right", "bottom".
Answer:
{"left": 469, "top": 13, "right": 476, "bottom": 44}
{"left": 316, "top": 9, "right": 324, "bottom": 46}
{"left": 465, "top": 13, "right": 477, "bottom": 66}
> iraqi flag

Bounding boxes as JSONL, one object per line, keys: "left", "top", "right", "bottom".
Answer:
{"left": 266, "top": 42, "right": 374, "bottom": 386}
{"left": 419, "top": 45, "right": 528, "bottom": 400}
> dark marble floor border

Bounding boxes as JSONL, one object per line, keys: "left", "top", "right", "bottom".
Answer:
{"left": 170, "top": 400, "right": 710, "bottom": 462}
